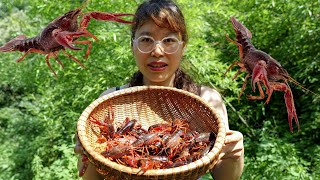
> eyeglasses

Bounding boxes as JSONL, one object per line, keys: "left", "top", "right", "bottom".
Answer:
{"left": 133, "top": 35, "right": 183, "bottom": 54}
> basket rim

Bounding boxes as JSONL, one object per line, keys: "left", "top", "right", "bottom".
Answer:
{"left": 77, "top": 85, "right": 226, "bottom": 177}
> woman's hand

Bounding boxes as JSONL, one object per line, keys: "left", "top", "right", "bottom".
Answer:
{"left": 211, "top": 130, "right": 244, "bottom": 180}
{"left": 74, "top": 133, "right": 104, "bottom": 180}
{"left": 74, "top": 133, "right": 88, "bottom": 177}
{"left": 74, "top": 133, "right": 84, "bottom": 154}
{"left": 220, "top": 130, "right": 244, "bottom": 159}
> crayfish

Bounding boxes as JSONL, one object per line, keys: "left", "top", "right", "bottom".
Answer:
{"left": 225, "top": 16, "right": 318, "bottom": 132}
{"left": 86, "top": 108, "right": 216, "bottom": 176}
{"left": 0, "top": 6, "right": 134, "bottom": 77}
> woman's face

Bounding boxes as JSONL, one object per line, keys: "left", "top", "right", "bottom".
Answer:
{"left": 132, "top": 19, "right": 184, "bottom": 86}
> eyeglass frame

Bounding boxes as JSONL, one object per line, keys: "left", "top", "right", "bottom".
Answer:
{"left": 132, "top": 35, "right": 184, "bottom": 54}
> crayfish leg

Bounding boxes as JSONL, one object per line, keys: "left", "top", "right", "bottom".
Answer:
{"left": 106, "top": 106, "right": 114, "bottom": 123}
{"left": 50, "top": 51, "right": 64, "bottom": 69}
{"left": 73, "top": 40, "right": 92, "bottom": 59}
{"left": 78, "top": 28, "right": 98, "bottom": 41}
{"left": 224, "top": 61, "right": 247, "bottom": 80}
{"left": 226, "top": 34, "right": 244, "bottom": 63}
{"left": 232, "top": 62, "right": 247, "bottom": 80}
{"left": 224, "top": 61, "right": 238, "bottom": 76}
{"left": 16, "top": 48, "right": 46, "bottom": 63}
{"left": 137, "top": 159, "right": 154, "bottom": 175}
{"left": 238, "top": 74, "right": 250, "bottom": 100}
{"left": 246, "top": 82, "right": 265, "bottom": 100}
{"left": 45, "top": 54, "right": 58, "bottom": 77}
{"left": 61, "top": 49, "right": 86, "bottom": 68}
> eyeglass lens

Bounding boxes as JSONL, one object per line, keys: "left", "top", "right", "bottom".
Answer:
{"left": 135, "top": 36, "right": 182, "bottom": 54}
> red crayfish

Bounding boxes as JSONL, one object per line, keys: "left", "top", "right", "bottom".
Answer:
{"left": 0, "top": 6, "right": 134, "bottom": 77}
{"left": 225, "top": 17, "right": 318, "bottom": 132}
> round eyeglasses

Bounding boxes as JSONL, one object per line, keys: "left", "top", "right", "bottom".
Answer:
{"left": 133, "top": 36, "right": 183, "bottom": 54}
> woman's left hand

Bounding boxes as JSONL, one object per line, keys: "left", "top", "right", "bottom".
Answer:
{"left": 220, "top": 130, "right": 244, "bottom": 159}
{"left": 211, "top": 130, "right": 244, "bottom": 180}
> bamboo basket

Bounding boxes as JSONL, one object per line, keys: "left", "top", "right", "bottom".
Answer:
{"left": 77, "top": 86, "right": 226, "bottom": 180}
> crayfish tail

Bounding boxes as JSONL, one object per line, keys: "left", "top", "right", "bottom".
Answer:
{"left": 0, "top": 35, "right": 27, "bottom": 52}
{"left": 0, "top": 45, "right": 14, "bottom": 52}
{"left": 230, "top": 16, "right": 252, "bottom": 39}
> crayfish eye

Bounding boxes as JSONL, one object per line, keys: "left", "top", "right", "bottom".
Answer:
{"left": 52, "top": 29, "right": 62, "bottom": 37}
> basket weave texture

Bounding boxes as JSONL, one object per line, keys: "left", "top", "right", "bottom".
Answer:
{"left": 77, "top": 86, "right": 226, "bottom": 180}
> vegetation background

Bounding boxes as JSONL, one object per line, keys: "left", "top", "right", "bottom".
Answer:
{"left": 0, "top": 0, "right": 319, "bottom": 179}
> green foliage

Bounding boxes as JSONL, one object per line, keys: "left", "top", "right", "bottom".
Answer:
{"left": 0, "top": 0, "right": 319, "bottom": 179}
{"left": 243, "top": 121, "right": 312, "bottom": 180}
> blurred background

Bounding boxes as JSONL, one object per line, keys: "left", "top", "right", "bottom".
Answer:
{"left": 0, "top": 0, "right": 319, "bottom": 179}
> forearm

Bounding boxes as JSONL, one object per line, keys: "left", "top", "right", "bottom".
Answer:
{"left": 210, "top": 152, "right": 244, "bottom": 180}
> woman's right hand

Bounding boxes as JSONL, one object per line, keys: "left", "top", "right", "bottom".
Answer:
{"left": 74, "top": 133, "right": 104, "bottom": 180}
{"left": 74, "top": 132, "right": 84, "bottom": 155}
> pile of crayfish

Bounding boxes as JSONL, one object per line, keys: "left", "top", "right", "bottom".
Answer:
{"left": 84, "top": 108, "right": 216, "bottom": 175}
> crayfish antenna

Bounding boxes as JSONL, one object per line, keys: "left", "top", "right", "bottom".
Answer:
{"left": 287, "top": 76, "right": 319, "bottom": 96}
{"left": 79, "top": 0, "right": 90, "bottom": 10}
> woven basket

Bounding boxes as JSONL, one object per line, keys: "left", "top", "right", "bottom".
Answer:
{"left": 77, "top": 86, "right": 226, "bottom": 180}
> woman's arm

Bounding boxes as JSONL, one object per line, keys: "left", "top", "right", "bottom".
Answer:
{"left": 200, "top": 86, "right": 244, "bottom": 180}
{"left": 200, "top": 86, "right": 229, "bottom": 129}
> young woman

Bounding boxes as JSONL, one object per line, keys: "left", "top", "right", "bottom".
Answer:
{"left": 75, "top": 0, "right": 244, "bottom": 179}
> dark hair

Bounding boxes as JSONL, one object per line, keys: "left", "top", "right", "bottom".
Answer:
{"left": 131, "top": 0, "right": 188, "bottom": 43}
{"left": 129, "top": 0, "right": 200, "bottom": 95}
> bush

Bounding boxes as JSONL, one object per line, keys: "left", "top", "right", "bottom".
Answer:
{"left": 0, "top": 0, "right": 319, "bottom": 179}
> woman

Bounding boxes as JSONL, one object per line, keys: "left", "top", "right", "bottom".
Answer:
{"left": 75, "top": 0, "right": 244, "bottom": 179}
